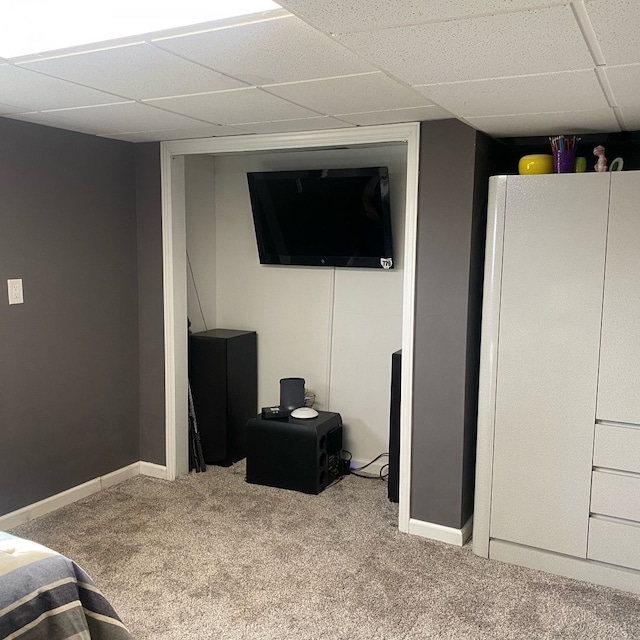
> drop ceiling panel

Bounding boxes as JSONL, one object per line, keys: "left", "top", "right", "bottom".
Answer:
{"left": 0, "top": 64, "right": 127, "bottom": 110}
{"left": 234, "top": 116, "right": 348, "bottom": 134}
{"left": 619, "top": 107, "right": 640, "bottom": 129}
{"left": 9, "top": 102, "right": 211, "bottom": 135}
{"left": 145, "top": 87, "right": 319, "bottom": 124}
{"left": 100, "top": 124, "right": 251, "bottom": 143}
{"left": 336, "top": 5, "right": 593, "bottom": 86}
{"left": 265, "top": 73, "right": 430, "bottom": 115}
{"left": 0, "top": 101, "right": 25, "bottom": 115}
{"left": 585, "top": 0, "right": 640, "bottom": 66}
{"left": 19, "top": 43, "right": 248, "bottom": 100}
{"left": 336, "top": 106, "right": 452, "bottom": 126}
{"left": 278, "top": 0, "right": 568, "bottom": 33}
{"left": 7, "top": 112, "right": 97, "bottom": 135}
{"left": 465, "top": 108, "right": 620, "bottom": 137}
{"left": 416, "top": 70, "right": 609, "bottom": 118}
{"left": 603, "top": 65, "right": 640, "bottom": 107}
{"left": 153, "top": 15, "right": 375, "bottom": 85}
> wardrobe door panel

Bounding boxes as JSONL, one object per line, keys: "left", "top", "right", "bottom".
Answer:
{"left": 490, "top": 174, "right": 610, "bottom": 557}
{"left": 597, "top": 172, "right": 640, "bottom": 425}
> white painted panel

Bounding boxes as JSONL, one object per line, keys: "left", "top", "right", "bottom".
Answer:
{"left": 210, "top": 153, "right": 332, "bottom": 410}
{"left": 187, "top": 144, "right": 406, "bottom": 462}
{"left": 185, "top": 155, "right": 217, "bottom": 334}
{"left": 588, "top": 517, "right": 640, "bottom": 571}
{"left": 490, "top": 173, "right": 610, "bottom": 558}
{"left": 597, "top": 172, "right": 640, "bottom": 424}
{"left": 593, "top": 423, "right": 640, "bottom": 474}
{"left": 590, "top": 470, "right": 640, "bottom": 522}
{"left": 473, "top": 175, "right": 507, "bottom": 559}
{"left": 490, "top": 538, "right": 640, "bottom": 595}
{"left": 330, "top": 151, "right": 405, "bottom": 461}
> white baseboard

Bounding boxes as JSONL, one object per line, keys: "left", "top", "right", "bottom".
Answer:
{"left": 1, "top": 462, "right": 142, "bottom": 531}
{"left": 100, "top": 462, "right": 140, "bottom": 490}
{"left": 408, "top": 515, "right": 474, "bottom": 546}
{"left": 0, "top": 479, "right": 101, "bottom": 531}
{"left": 139, "top": 461, "right": 167, "bottom": 479}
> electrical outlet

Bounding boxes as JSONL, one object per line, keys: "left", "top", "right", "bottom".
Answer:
{"left": 7, "top": 279, "right": 24, "bottom": 305}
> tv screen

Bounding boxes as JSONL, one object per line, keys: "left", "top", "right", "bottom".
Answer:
{"left": 246, "top": 166, "right": 393, "bottom": 269}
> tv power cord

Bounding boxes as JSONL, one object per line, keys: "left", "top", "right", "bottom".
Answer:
{"left": 340, "top": 450, "right": 389, "bottom": 480}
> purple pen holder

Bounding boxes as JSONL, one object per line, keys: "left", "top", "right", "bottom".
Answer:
{"left": 553, "top": 149, "right": 576, "bottom": 173}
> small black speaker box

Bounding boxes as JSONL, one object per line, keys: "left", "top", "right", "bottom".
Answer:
{"left": 246, "top": 411, "right": 342, "bottom": 494}
{"left": 279, "top": 377, "right": 305, "bottom": 410}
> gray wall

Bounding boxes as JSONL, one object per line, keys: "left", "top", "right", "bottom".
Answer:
{"left": 411, "top": 119, "right": 496, "bottom": 529}
{"left": 135, "top": 144, "right": 165, "bottom": 465}
{"left": 0, "top": 118, "right": 140, "bottom": 516}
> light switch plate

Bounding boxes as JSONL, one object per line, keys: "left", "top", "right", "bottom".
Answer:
{"left": 7, "top": 279, "right": 24, "bottom": 304}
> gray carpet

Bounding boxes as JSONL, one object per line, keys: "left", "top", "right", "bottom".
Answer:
{"left": 10, "top": 462, "right": 640, "bottom": 639}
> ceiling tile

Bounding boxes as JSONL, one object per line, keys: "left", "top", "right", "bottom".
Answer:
{"left": 235, "top": 116, "right": 349, "bottom": 134}
{"left": 603, "top": 64, "right": 640, "bottom": 107}
{"left": 465, "top": 108, "right": 620, "bottom": 137}
{"left": 100, "top": 124, "right": 251, "bottom": 143}
{"left": 264, "top": 73, "right": 430, "bottom": 115}
{"left": 585, "top": 0, "right": 640, "bottom": 66}
{"left": 152, "top": 15, "right": 375, "bottom": 84}
{"left": 145, "top": 87, "right": 318, "bottom": 124}
{"left": 0, "top": 101, "right": 26, "bottom": 115}
{"left": 10, "top": 102, "right": 211, "bottom": 135}
{"left": 416, "top": 70, "right": 609, "bottom": 118}
{"left": 619, "top": 106, "right": 640, "bottom": 130}
{"left": 335, "top": 105, "right": 452, "bottom": 126}
{"left": 6, "top": 112, "right": 97, "bottom": 135}
{"left": 278, "top": 0, "right": 567, "bottom": 33}
{"left": 336, "top": 5, "right": 593, "bottom": 86}
{"left": 19, "top": 43, "right": 247, "bottom": 100}
{"left": 0, "top": 64, "right": 127, "bottom": 110}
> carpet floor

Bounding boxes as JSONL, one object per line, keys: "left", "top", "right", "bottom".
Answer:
{"left": 10, "top": 462, "right": 640, "bottom": 639}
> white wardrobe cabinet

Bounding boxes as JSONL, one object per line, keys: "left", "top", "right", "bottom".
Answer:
{"left": 474, "top": 172, "right": 640, "bottom": 595}
{"left": 596, "top": 173, "right": 640, "bottom": 424}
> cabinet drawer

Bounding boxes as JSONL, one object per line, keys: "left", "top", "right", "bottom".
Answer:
{"left": 588, "top": 517, "right": 640, "bottom": 571}
{"left": 591, "top": 470, "right": 640, "bottom": 522}
{"left": 593, "top": 423, "right": 640, "bottom": 473}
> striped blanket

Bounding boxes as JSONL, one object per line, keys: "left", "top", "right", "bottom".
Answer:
{"left": 0, "top": 532, "right": 133, "bottom": 640}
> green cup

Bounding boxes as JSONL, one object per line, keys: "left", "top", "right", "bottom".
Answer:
{"left": 574, "top": 157, "right": 587, "bottom": 173}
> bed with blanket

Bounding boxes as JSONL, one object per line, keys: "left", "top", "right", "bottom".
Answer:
{"left": 0, "top": 532, "right": 132, "bottom": 640}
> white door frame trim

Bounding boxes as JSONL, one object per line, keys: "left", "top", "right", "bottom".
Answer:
{"left": 160, "top": 123, "right": 420, "bottom": 533}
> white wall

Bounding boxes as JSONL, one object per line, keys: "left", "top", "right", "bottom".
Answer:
{"left": 185, "top": 154, "right": 216, "bottom": 333}
{"left": 186, "top": 144, "right": 406, "bottom": 466}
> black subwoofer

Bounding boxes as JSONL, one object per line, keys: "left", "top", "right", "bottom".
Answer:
{"left": 246, "top": 411, "right": 342, "bottom": 494}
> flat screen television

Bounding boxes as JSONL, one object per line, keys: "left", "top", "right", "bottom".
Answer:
{"left": 246, "top": 166, "right": 393, "bottom": 269}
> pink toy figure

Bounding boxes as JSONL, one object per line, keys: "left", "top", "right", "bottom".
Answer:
{"left": 593, "top": 145, "right": 608, "bottom": 172}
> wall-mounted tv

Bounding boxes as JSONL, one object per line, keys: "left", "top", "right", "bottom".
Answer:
{"left": 246, "top": 166, "right": 393, "bottom": 269}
